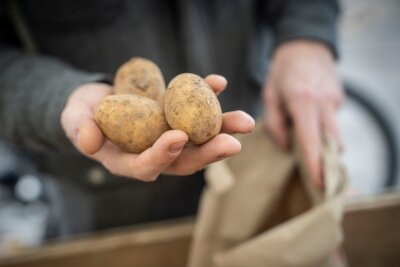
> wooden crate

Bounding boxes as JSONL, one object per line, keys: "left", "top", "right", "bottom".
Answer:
{"left": 1, "top": 193, "right": 400, "bottom": 267}
{"left": 343, "top": 192, "right": 400, "bottom": 267}
{"left": 0, "top": 218, "right": 193, "bottom": 267}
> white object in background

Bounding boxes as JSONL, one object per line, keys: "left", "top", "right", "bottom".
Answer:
{"left": 15, "top": 174, "right": 42, "bottom": 203}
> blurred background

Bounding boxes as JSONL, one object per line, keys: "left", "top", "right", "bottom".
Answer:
{"left": 0, "top": 0, "right": 400, "bottom": 255}
{"left": 339, "top": 0, "right": 400, "bottom": 195}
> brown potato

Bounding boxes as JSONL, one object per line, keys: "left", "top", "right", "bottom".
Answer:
{"left": 114, "top": 57, "right": 165, "bottom": 103}
{"left": 164, "top": 73, "right": 222, "bottom": 145}
{"left": 95, "top": 94, "right": 169, "bottom": 153}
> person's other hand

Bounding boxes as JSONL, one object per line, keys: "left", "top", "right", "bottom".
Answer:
{"left": 263, "top": 40, "right": 344, "bottom": 189}
{"left": 61, "top": 75, "right": 255, "bottom": 181}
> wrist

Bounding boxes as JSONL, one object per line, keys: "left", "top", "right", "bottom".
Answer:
{"left": 68, "top": 82, "right": 113, "bottom": 104}
{"left": 273, "top": 40, "right": 335, "bottom": 63}
{"left": 61, "top": 83, "right": 112, "bottom": 144}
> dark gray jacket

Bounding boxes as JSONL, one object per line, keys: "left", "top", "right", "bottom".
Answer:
{"left": 0, "top": 0, "right": 339, "bottom": 236}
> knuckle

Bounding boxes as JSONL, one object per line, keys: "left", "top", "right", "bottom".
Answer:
{"left": 168, "top": 165, "right": 198, "bottom": 176}
{"left": 130, "top": 169, "right": 160, "bottom": 182}
{"left": 324, "top": 90, "right": 336, "bottom": 101}
{"left": 108, "top": 167, "right": 122, "bottom": 177}
{"left": 292, "top": 86, "right": 317, "bottom": 104}
{"left": 138, "top": 173, "right": 159, "bottom": 182}
{"left": 156, "top": 155, "right": 174, "bottom": 167}
{"left": 323, "top": 87, "right": 345, "bottom": 107}
{"left": 182, "top": 168, "right": 198, "bottom": 176}
{"left": 101, "top": 159, "right": 123, "bottom": 177}
{"left": 264, "top": 88, "right": 276, "bottom": 104}
{"left": 180, "top": 169, "right": 198, "bottom": 176}
{"left": 326, "top": 88, "right": 342, "bottom": 101}
{"left": 129, "top": 171, "right": 159, "bottom": 182}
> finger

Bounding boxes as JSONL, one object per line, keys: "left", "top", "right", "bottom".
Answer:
{"left": 291, "top": 102, "right": 323, "bottom": 189}
{"left": 61, "top": 107, "right": 92, "bottom": 143}
{"left": 321, "top": 106, "right": 343, "bottom": 150}
{"left": 205, "top": 74, "right": 227, "bottom": 95}
{"left": 78, "top": 119, "right": 105, "bottom": 155}
{"left": 165, "top": 134, "right": 241, "bottom": 175}
{"left": 264, "top": 89, "right": 289, "bottom": 150}
{"left": 61, "top": 84, "right": 112, "bottom": 146}
{"left": 90, "top": 141, "right": 132, "bottom": 176}
{"left": 265, "top": 104, "right": 289, "bottom": 150}
{"left": 129, "top": 130, "right": 188, "bottom": 181}
{"left": 91, "top": 130, "right": 188, "bottom": 181}
{"left": 221, "top": 111, "right": 255, "bottom": 134}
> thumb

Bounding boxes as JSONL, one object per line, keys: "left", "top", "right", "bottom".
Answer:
{"left": 78, "top": 119, "right": 105, "bottom": 155}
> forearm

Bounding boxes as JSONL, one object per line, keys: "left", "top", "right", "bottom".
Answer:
{"left": 0, "top": 50, "right": 110, "bottom": 152}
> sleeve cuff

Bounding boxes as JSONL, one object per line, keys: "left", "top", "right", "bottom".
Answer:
{"left": 0, "top": 55, "right": 111, "bottom": 152}
{"left": 269, "top": 0, "right": 340, "bottom": 59}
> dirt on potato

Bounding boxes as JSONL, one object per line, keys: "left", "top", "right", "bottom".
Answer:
{"left": 164, "top": 73, "right": 222, "bottom": 145}
{"left": 114, "top": 57, "right": 166, "bottom": 103}
{"left": 95, "top": 94, "right": 169, "bottom": 153}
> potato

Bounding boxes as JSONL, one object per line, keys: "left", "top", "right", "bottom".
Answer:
{"left": 95, "top": 94, "right": 169, "bottom": 153}
{"left": 114, "top": 57, "right": 165, "bottom": 103}
{"left": 164, "top": 73, "right": 222, "bottom": 145}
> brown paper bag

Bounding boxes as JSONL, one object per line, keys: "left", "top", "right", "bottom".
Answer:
{"left": 188, "top": 123, "right": 347, "bottom": 267}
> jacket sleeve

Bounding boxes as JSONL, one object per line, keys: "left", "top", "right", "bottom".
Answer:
{"left": 0, "top": 3, "right": 110, "bottom": 153}
{"left": 263, "top": 0, "right": 341, "bottom": 58}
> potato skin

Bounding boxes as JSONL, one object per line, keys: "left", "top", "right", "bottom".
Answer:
{"left": 164, "top": 73, "right": 222, "bottom": 145}
{"left": 114, "top": 57, "right": 165, "bottom": 103}
{"left": 95, "top": 94, "right": 169, "bottom": 153}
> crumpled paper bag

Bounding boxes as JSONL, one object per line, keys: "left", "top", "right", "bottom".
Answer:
{"left": 188, "top": 123, "right": 346, "bottom": 267}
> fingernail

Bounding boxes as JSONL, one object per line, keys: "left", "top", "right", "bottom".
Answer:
{"left": 215, "top": 74, "right": 227, "bottom": 83}
{"left": 169, "top": 141, "right": 186, "bottom": 153}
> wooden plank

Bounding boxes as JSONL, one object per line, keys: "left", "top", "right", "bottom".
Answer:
{"left": 0, "top": 218, "right": 194, "bottom": 267}
{"left": 2, "top": 193, "right": 400, "bottom": 267}
{"left": 345, "top": 190, "right": 400, "bottom": 212}
{"left": 343, "top": 192, "right": 400, "bottom": 267}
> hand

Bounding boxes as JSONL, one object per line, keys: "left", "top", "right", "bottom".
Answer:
{"left": 61, "top": 75, "right": 255, "bottom": 182}
{"left": 263, "top": 40, "right": 344, "bottom": 189}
